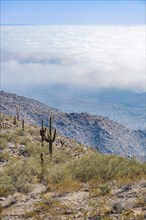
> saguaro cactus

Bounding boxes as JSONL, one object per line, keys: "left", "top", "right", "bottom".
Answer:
{"left": 16, "top": 107, "right": 19, "bottom": 121}
{"left": 40, "top": 119, "right": 46, "bottom": 146}
{"left": 22, "top": 119, "right": 25, "bottom": 131}
{"left": 40, "top": 117, "right": 56, "bottom": 157}
{"left": 40, "top": 152, "right": 44, "bottom": 182}
{"left": 48, "top": 116, "right": 56, "bottom": 156}
{"left": 14, "top": 116, "right": 17, "bottom": 125}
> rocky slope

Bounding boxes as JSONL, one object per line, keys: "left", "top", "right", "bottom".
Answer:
{"left": 11, "top": 86, "right": 145, "bottom": 130}
{"left": 1, "top": 180, "right": 146, "bottom": 220}
{"left": 0, "top": 91, "right": 145, "bottom": 161}
{"left": 0, "top": 114, "right": 146, "bottom": 220}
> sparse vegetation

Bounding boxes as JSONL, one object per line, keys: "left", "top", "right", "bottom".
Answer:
{"left": 0, "top": 113, "right": 145, "bottom": 219}
{"left": 69, "top": 152, "right": 145, "bottom": 183}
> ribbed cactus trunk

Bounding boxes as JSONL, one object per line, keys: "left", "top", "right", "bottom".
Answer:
{"left": 48, "top": 116, "right": 56, "bottom": 158}
{"left": 41, "top": 119, "right": 44, "bottom": 146}
{"left": 49, "top": 117, "right": 52, "bottom": 156}
{"left": 14, "top": 116, "right": 17, "bottom": 125}
{"left": 40, "top": 152, "right": 44, "bottom": 182}
{"left": 16, "top": 107, "right": 19, "bottom": 121}
{"left": 49, "top": 141, "right": 53, "bottom": 156}
{"left": 22, "top": 120, "right": 25, "bottom": 131}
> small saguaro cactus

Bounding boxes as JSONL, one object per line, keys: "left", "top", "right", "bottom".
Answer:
{"left": 40, "top": 152, "right": 44, "bottom": 182}
{"left": 40, "top": 152, "right": 44, "bottom": 164}
{"left": 16, "top": 107, "right": 19, "bottom": 121}
{"left": 22, "top": 119, "right": 25, "bottom": 131}
{"left": 14, "top": 116, "right": 17, "bottom": 125}
{"left": 40, "top": 117, "right": 56, "bottom": 157}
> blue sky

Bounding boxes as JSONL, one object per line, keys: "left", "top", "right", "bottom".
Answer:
{"left": 1, "top": 0, "right": 145, "bottom": 25}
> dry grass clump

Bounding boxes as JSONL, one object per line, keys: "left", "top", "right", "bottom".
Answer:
{"left": 23, "top": 197, "right": 70, "bottom": 219}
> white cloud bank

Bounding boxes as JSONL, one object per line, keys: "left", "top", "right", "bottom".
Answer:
{"left": 1, "top": 25, "right": 145, "bottom": 91}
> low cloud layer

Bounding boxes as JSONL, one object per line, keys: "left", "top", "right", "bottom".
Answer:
{"left": 1, "top": 25, "right": 145, "bottom": 92}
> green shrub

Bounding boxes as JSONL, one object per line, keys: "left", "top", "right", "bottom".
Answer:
{"left": 0, "top": 174, "right": 14, "bottom": 196}
{"left": 0, "top": 137, "right": 8, "bottom": 149}
{"left": 0, "top": 151, "right": 10, "bottom": 161}
{"left": 46, "top": 164, "right": 69, "bottom": 184}
{"left": 19, "top": 137, "right": 30, "bottom": 145}
{"left": 2, "top": 159, "right": 34, "bottom": 193}
{"left": 99, "top": 184, "right": 111, "bottom": 195}
{"left": 69, "top": 151, "right": 145, "bottom": 183}
{"left": 0, "top": 132, "right": 18, "bottom": 143}
{"left": 27, "top": 127, "right": 39, "bottom": 136}
{"left": 24, "top": 142, "right": 43, "bottom": 157}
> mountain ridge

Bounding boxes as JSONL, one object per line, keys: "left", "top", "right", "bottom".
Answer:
{"left": 0, "top": 91, "right": 145, "bottom": 161}
{"left": 9, "top": 87, "right": 145, "bottom": 130}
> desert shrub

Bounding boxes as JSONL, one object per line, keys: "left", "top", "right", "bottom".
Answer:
{"left": 98, "top": 184, "right": 111, "bottom": 195}
{"left": 38, "top": 157, "right": 67, "bottom": 184}
{"left": 0, "top": 132, "right": 18, "bottom": 143}
{"left": 24, "top": 142, "right": 44, "bottom": 157}
{"left": 0, "top": 137, "right": 8, "bottom": 149}
{"left": 0, "top": 174, "right": 14, "bottom": 196}
{"left": 19, "top": 137, "right": 30, "bottom": 145}
{"left": 27, "top": 127, "right": 39, "bottom": 136}
{"left": 46, "top": 164, "right": 69, "bottom": 184}
{"left": 0, "top": 151, "right": 10, "bottom": 161}
{"left": 47, "top": 177, "right": 80, "bottom": 194}
{"left": 26, "top": 156, "right": 42, "bottom": 177}
{"left": 52, "top": 148, "right": 70, "bottom": 164}
{"left": 69, "top": 151, "right": 145, "bottom": 183}
{"left": 1, "top": 158, "right": 36, "bottom": 194}
{"left": 70, "top": 153, "right": 97, "bottom": 182}
{"left": 15, "top": 128, "right": 25, "bottom": 136}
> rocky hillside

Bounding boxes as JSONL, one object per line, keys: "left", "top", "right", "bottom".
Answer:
{"left": 17, "top": 87, "right": 145, "bottom": 130}
{"left": 0, "top": 91, "right": 145, "bottom": 161}
{"left": 0, "top": 114, "right": 146, "bottom": 220}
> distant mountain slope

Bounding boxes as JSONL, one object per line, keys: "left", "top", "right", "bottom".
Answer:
{"left": 0, "top": 91, "right": 145, "bottom": 161}
{"left": 10, "top": 87, "right": 145, "bottom": 130}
